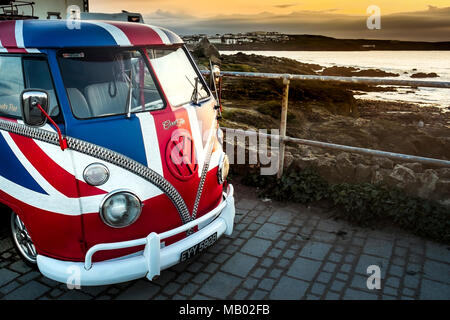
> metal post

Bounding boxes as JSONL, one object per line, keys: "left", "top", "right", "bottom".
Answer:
{"left": 278, "top": 76, "right": 290, "bottom": 179}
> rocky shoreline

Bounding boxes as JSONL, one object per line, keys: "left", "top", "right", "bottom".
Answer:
{"left": 192, "top": 46, "right": 450, "bottom": 204}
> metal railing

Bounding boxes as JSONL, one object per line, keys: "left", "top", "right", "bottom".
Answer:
{"left": 202, "top": 70, "right": 450, "bottom": 177}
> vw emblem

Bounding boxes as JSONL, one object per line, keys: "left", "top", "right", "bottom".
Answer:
{"left": 166, "top": 130, "right": 198, "bottom": 181}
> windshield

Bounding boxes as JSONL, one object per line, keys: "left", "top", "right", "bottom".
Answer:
{"left": 58, "top": 48, "right": 164, "bottom": 119}
{"left": 147, "top": 47, "right": 210, "bottom": 107}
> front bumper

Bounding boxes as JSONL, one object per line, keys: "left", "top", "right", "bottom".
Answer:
{"left": 36, "top": 184, "right": 235, "bottom": 286}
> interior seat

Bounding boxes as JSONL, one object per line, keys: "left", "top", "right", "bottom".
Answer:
{"left": 84, "top": 81, "right": 129, "bottom": 117}
{"left": 66, "top": 88, "right": 92, "bottom": 119}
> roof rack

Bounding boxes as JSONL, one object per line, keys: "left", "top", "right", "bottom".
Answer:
{"left": 0, "top": 0, "right": 37, "bottom": 20}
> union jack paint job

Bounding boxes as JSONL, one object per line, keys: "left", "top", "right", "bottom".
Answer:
{"left": 0, "top": 19, "right": 227, "bottom": 268}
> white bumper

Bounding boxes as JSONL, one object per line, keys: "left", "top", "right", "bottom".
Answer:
{"left": 36, "top": 184, "right": 235, "bottom": 286}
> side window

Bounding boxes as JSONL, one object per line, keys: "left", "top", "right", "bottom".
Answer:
{"left": 23, "top": 58, "right": 60, "bottom": 117}
{"left": 0, "top": 56, "right": 24, "bottom": 118}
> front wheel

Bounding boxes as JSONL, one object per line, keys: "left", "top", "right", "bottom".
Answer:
{"left": 10, "top": 211, "right": 37, "bottom": 266}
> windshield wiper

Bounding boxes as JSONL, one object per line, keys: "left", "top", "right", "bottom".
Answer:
{"left": 186, "top": 76, "right": 207, "bottom": 105}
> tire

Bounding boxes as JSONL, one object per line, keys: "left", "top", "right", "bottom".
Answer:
{"left": 10, "top": 211, "right": 37, "bottom": 267}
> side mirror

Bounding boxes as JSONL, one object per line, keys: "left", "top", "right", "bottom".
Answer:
{"left": 21, "top": 89, "right": 49, "bottom": 127}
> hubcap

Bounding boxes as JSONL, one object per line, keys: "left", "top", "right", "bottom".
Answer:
{"left": 11, "top": 213, "right": 36, "bottom": 264}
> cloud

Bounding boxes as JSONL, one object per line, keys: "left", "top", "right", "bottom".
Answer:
{"left": 273, "top": 3, "right": 299, "bottom": 9}
{"left": 141, "top": 7, "right": 450, "bottom": 41}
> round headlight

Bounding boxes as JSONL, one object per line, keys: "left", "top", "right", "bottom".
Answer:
{"left": 217, "top": 153, "right": 230, "bottom": 184}
{"left": 83, "top": 163, "right": 109, "bottom": 186}
{"left": 100, "top": 191, "right": 142, "bottom": 228}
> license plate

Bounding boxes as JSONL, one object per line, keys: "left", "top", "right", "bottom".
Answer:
{"left": 180, "top": 232, "right": 217, "bottom": 262}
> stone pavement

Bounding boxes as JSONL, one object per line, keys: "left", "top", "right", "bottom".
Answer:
{"left": 0, "top": 184, "right": 449, "bottom": 300}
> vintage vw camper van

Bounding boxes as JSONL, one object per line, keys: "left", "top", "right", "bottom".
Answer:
{"left": 0, "top": 20, "right": 234, "bottom": 285}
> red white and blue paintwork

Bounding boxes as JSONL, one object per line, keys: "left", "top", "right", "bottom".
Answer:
{"left": 0, "top": 20, "right": 232, "bottom": 284}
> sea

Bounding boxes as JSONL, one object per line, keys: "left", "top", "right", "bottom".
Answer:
{"left": 220, "top": 50, "right": 450, "bottom": 108}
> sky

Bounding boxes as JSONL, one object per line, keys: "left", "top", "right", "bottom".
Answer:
{"left": 90, "top": 0, "right": 450, "bottom": 41}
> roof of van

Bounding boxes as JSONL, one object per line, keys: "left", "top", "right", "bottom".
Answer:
{"left": 0, "top": 20, "right": 183, "bottom": 51}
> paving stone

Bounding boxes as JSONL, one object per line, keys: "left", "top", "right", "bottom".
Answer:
{"left": 392, "top": 257, "right": 406, "bottom": 266}
{"left": 153, "top": 270, "right": 177, "bottom": 286}
{"left": 329, "top": 253, "right": 343, "bottom": 263}
{"left": 277, "top": 259, "right": 290, "bottom": 268}
{"left": 316, "top": 272, "right": 332, "bottom": 284}
{"left": 352, "top": 237, "right": 366, "bottom": 247}
{"left": 274, "top": 240, "right": 288, "bottom": 250}
{"left": 240, "top": 238, "right": 272, "bottom": 257}
{"left": 0, "top": 268, "right": 19, "bottom": 287}
{"left": 255, "top": 222, "right": 286, "bottom": 240}
{"left": 116, "top": 280, "right": 161, "bottom": 300}
{"left": 175, "top": 272, "right": 194, "bottom": 284}
{"left": 287, "top": 257, "right": 321, "bottom": 281}
{"left": 3, "top": 281, "right": 49, "bottom": 300}
{"left": 336, "top": 273, "right": 349, "bottom": 282}
{"left": 222, "top": 252, "right": 258, "bottom": 277}
{"left": 192, "top": 273, "right": 210, "bottom": 285}
{"left": 420, "top": 279, "right": 450, "bottom": 300}
{"left": 249, "top": 289, "right": 268, "bottom": 300}
{"left": 385, "top": 277, "right": 400, "bottom": 288}
{"left": 382, "top": 294, "right": 396, "bottom": 300}
{"left": 311, "top": 230, "right": 337, "bottom": 242}
{"left": 187, "top": 262, "right": 204, "bottom": 273}
{"left": 233, "top": 289, "right": 249, "bottom": 300}
{"left": 325, "top": 291, "right": 340, "bottom": 300}
{"left": 402, "top": 288, "right": 415, "bottom": 297}
{"left": 311, "top": 283, "right": 326, "bottom": 296}
{"left": 242, "top": 277, "right": 258, "bottom": 290}
{"left": 394, "top": 247, "right": 407, "bottom": 257}
{"left": 214, "top": 253, "right": 230, "bottom": 264}
{"left": 343, "top": 288, "right": 378, "bottom": 300}
{"left": 355, "top": 255, "right": 388, "bottom": 278}
{"left": 383, "top": 286, "right": 398, "bottom": 296}
{"left": 331, "top": 280, "right": 346, "bottom": 292}
{"left": 403, "top": 275, "right": 420, "bottom": 289}
{"left": 9, "top": 261, "right": 32, "bottom": 274}
{"left": 49, "top": 288, "right": 63, "bottom": 298}
{"left": 258, "top": 278, "right": 275, "bottom": 291}
{"left": 389, "top": 264, "right": 404, "bottom": 277}
{"left": 261, "top": 258, "right": 274, "bottom": 268}
{"left": 363, "top": 238, "right": 393, "bottom": 259}
{"left": 269, "top": 268, "right": 283, "bottom": 279}
{"left": 306, "top": 294, "right": 320, "bottom": 300}
{"left": 204, "top": 262, "right": 220, "bottom": 274}
{"left": 425, "top": 241, "right": 450, "bottom": 263}
{"left": 269, "top": 276, "right": 309, "bottom": 300}
{"left": 17, "top": 271, "right": 41, "bottom": 284}
{"left": 199, "top": 272, "right": 242, "bottom": 299}
{"left": 252, "top": 267, "right": 266, "bottom": 278}
{"left": 239, "top": 231, "right": 252, "bottom": 239}
{"left": 344, "top": 254, "right": 356, "bottom": 263}
{"left": 268, "top": 248, "right": 282, "bottom": 258}
{"left": 340, "top": 264, "right": 352, "bottom": 273}
{"left": 323, "top": 262, "right": 337, "bottom": 273}
{"left": 267, "top": 209, "right": 293, "bottom": 226}
{"left": 283, "top": 249, "right": 295, "bottom": 259}
{"left": 423, "top": 260, "right": 450, "bottom": 284}
{"left": 0, "top": 280, "right": 21, "bottom": 295}
{"left": 58, "top": 290, "right": 93, "bottom": 300}
{"left": 237, "top": 199, "right": 258, "bottom": 210}
{"left": 179, "top": 283, "right": 199, "bottom": 296}
{"left": 299, "top": 242, "right": 332, "bottom": 261}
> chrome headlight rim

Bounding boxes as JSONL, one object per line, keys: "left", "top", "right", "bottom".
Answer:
{"left": 83, "top": 163, "right": 110, "bottom": 186}
{"left": 217, "top": 153, "right": 229, "bottom": 185}
{"left": 99, "top": 189, "right": 143, "bottom": 229}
